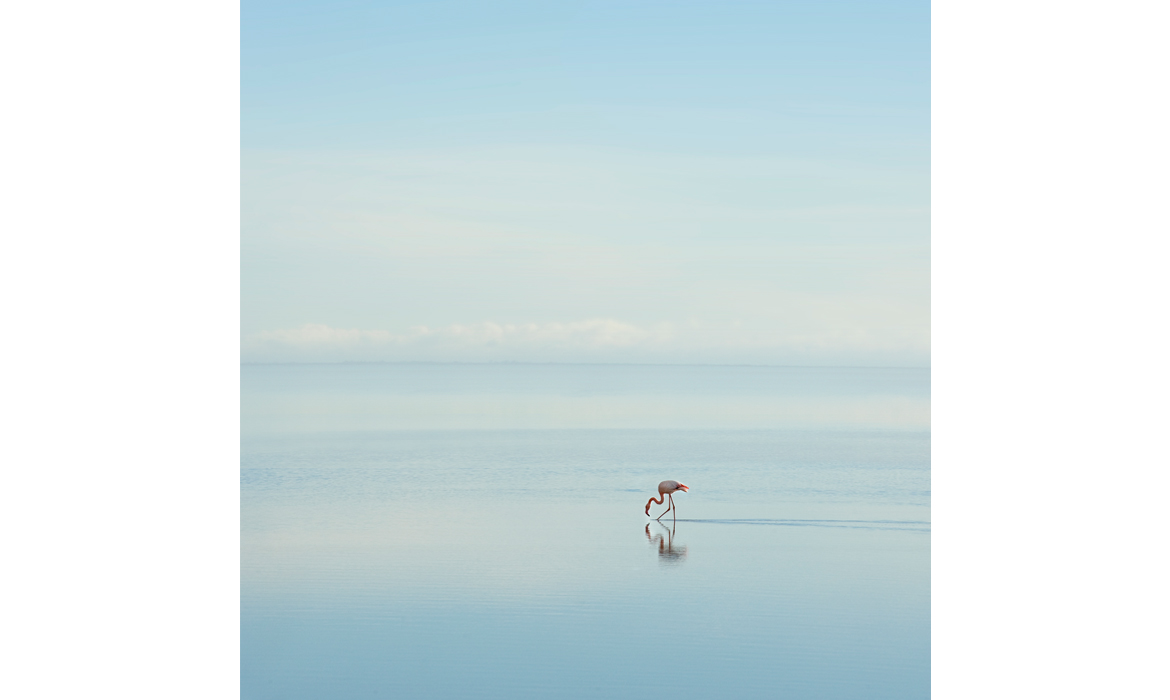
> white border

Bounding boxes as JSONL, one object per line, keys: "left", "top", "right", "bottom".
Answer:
{"left": 1, "top": 2, "right": 239, "bottom": 698}
{"left": 935, "top": 0, "right": 1168, "bottom": 697}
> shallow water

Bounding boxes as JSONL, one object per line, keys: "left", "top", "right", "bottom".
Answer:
{"left": 242, "top": 365, "right": 930, "bottom": 699}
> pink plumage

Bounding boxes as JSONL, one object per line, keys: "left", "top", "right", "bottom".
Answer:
{"left": 645, "top": 480, "right": 689, "bottom": 519}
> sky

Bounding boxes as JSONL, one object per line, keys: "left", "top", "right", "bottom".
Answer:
{"left": 242, "top": 0, "right": 929, "bottom": 366}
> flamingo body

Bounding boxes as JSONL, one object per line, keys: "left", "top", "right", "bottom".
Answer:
{"left": 645, "top": 480, "right": 689, "bottom": 520}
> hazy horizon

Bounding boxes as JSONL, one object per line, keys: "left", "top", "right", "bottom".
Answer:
{"left": 241, "top": 359, "right": 931, "bottom": 368}
{"left": 241, "top": 363, "right": 929, "bottom": 434}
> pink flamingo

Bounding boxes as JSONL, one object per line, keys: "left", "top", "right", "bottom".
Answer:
{"left": 644, "top": 480, "right": 689, "bottom": 520}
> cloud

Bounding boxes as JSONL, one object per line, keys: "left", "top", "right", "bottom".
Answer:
{"left": 242, "top": 319, "right": 928, "bottom": 366}
{"left": 243, "top": 319, "right": 674, "bottom": 363}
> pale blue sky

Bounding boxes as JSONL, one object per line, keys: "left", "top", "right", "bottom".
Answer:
{"left": 243, "top": 0, "right": 929, "bottom": 365}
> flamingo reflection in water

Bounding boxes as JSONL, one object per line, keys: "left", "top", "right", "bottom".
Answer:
{"left": 645, "top": 522, "right": 688, "bottom": 563}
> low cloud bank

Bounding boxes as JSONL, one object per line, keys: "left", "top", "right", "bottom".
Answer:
{"left": 242, "top": 319, "right": 928, "bottom": 367}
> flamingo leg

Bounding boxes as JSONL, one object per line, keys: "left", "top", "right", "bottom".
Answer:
{"left": 655, "top": 494, "right": 673, "bottom": 521}
{"left": 669, "top": 493, "right": 676, "bottom": 522}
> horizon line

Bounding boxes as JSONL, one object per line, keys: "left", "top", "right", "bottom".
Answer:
{"left": 240, "top": 360, "right": 931, "bottom": 370}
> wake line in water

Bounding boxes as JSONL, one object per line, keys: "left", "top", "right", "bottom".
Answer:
{"left": 672, "top": 518, "right": 930, "bottom": 532}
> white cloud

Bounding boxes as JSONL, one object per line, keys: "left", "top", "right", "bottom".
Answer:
{"left": 243, "top": 320, "right": 672, "bottom": 362}
{"left": 241, "top": 148, "right": 928, "bottom": 367}
{"left": 242, "top": 318, "right": 928, "bottom": 366}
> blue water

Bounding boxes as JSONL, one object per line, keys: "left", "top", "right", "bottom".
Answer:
{"left": 242, "top": 364, "right": 930, "bottom": 699}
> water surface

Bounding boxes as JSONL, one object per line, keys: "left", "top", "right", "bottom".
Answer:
{"left": 242, "top": 364, "right": 929, "bottom": 699}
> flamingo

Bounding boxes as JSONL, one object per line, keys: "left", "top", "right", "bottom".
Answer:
{"left": 644, "top": 480, "right": 689, "bottom": 520}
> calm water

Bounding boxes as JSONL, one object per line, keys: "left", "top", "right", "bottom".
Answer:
{"left": 242, "top": 364, "right": 930, "bottom": 699}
